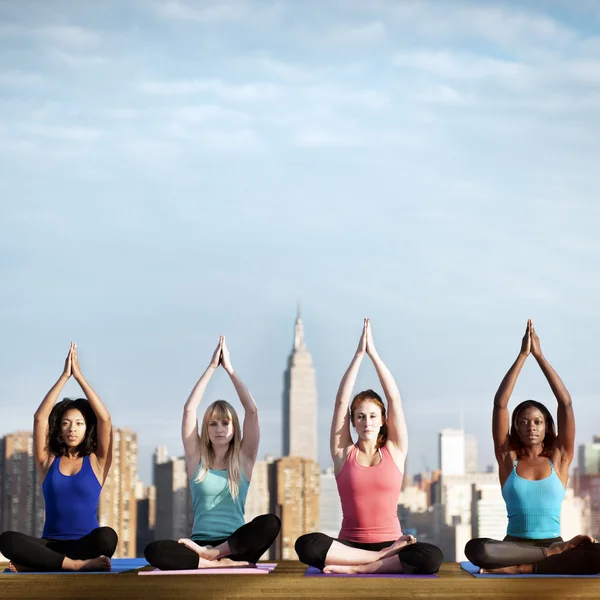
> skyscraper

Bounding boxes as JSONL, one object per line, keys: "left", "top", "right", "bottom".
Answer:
{"left": 282, "top": 306, "right": 318, "bottom": 461}
{"left": 439, "top": 429, "right": 466, "bottom": 476}
{"left": 0, "top": 431, "right": 44, "bottom": 537}
{"left": 98, "top": 428, "right": 138, "bottom": 557}
{"left": 269, "top": 456, "right": 320, "bottom": 560}
{"left": 153, "top": 449, "right": 193, "bottom": 541}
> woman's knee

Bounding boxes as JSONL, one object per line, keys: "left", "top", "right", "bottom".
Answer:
{"left": 0, "top": 531, "right": 17, "bottom": 555}
{"left": 401, "top": 542, "right": 444, "bottom": 574}
{"left": 254, "top": 514, "right": 281, "bottom": 539}
{"left": 93, "top": 527, "right": 118, "bottom": 556}
{"left": 143, "top": 540, "right": 161, "bottom": 566}
{"left": 294, "top": 532, "right": 331, "bottom": 568}
{"left": 464, "top": 538, "right": 492, "bottom": 565}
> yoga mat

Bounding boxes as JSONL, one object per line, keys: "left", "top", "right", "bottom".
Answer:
{"left": 460, "top": 561, "right": 600, "bottom": 578}
{"left": 139, "top": 562, "right": 277, "bottom": 576}
{"left": 1, "top": 557, "right": 148, "bottom": 575}
{"left": 304, "top": 566, "right": 437, "bottom": 578}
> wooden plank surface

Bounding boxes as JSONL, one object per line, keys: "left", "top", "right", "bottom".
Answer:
{"left": 1, "top": 561, "right": 600, "bottom": 600}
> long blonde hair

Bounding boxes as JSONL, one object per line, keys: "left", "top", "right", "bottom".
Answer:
{"left": 194, "top": 400, "right": 243, "bottom": 499}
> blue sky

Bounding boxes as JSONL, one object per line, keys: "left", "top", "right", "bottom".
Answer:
{"left": 1, "top": 0, "right": 600, "bottom": 484}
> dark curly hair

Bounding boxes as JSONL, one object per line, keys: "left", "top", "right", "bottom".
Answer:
{"left": 509, "top": 400, "right": 557, "bottom": 457}
{"left": 350, "top": 389, "right": 388, "bottom": 449}
{"left": 47, "top": 398, "right": 98, "bottom": 457}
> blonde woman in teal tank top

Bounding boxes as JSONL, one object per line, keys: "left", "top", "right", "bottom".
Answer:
{"left": 465, "top": 320, "right": 600, "bottom": 575}
{"left": 144, "top": 337, "right": 280, "bottom": 570}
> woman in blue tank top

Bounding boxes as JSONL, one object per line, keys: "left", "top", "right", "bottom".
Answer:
{"left": 144, "top": 336, "right": 280, "bottom": 570}
{"left": 465, "top": 320, "right": 600, "bottom": 575}
{"left": 0, "top": 343, "right": 117, "bottom": 571}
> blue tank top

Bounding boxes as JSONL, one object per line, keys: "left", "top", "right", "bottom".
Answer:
{"left": 501, "top": 458, "right": 565, "bottom": 539}
{"left": 190, "top": 464, "right": 249, "bottom": 541}
{"left": 42, "top": 455, "right": 102, "bottom": 540}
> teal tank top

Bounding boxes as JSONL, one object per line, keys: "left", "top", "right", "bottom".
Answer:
{"left": 190, "top": 463, "right": 249, "bottom": 541}
{"left": 501, "top": 459, "right": 565, "bottom": 539}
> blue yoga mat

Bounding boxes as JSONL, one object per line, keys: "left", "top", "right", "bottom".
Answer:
{"left": 1, "top": 557, "right": 148, "bottom": 575}
{"left": 460, "top": 561, "right": 600, "bottom": 578}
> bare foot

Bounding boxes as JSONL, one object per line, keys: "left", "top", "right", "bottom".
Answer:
{"left": 178, "top": 538, "right": 219, "bottom": 560}
{"left": 68, "top": 556, "right": 111, "bottom": 572}
{"left": 323, "top": 564, "right": 359, "bottom": 574}
{"left": 195, "top": 556, "right": 252, "bottom": 569}
{"left": 548, "top": 535, "right": 595, "bottom": 556}
{"left": 8, "top": 562, "right": 35, "bottom": 573}
{"left": 380, "top": 535, "right": 416, "bottom": 559}
{"left": 480, "top": 564, "right": 532, "bottom": 575}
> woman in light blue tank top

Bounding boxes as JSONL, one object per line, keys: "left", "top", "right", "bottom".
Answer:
{"left": 465, "top": 320, "right": 600, "bottom": 575}
{"left": 0, "top": 343, "right": 117, "bottom": 572}
{"left": 144, "top": 336, "right": 280, "bottom": 570}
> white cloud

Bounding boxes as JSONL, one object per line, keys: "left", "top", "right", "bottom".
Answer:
{"left": 38, "top": 25, "right": 101, "bottom": 46}
{"left": 327, "top": 21, "right": 386, "bottom": 44}
{"left": 47, "top": 47, "right": 107, "bottom": 67}
{"left": 139, "top": 78, "right": 281, "bottom": 102}
{"left": 0, "top": 70, "right": 44, "bottom": 86}
{"left": 23, "top": 124, "right": 104, "bottom": 141}
{"left": 394, "top": 50, "right": 527, "bottom": 80}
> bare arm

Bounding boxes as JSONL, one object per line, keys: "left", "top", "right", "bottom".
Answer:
{"left": 366, "top": 319, "right": 408, "bottom": 460}
{"left": 71, "top": 344, "right": 113, "bottom": 482}
{"left": 182, "top": 338, "right": 222, "bottom": 477}
{"left": 34, "top": 344, "right": 73, "bottom": 474}
{"left": 221, "top": 338, "right": 259, "bottom": 477}
{"left": 331, "top": 320, "right": 367, "bottom": 473}
{"left": 531, "top": 323, "right": 574, "bottom": 463}
{"left": 493, "top": 321, "right": 531, "bottom": 472}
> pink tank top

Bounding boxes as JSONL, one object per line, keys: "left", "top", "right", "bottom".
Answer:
{"left": 336, "top": 445, "right": 403, "bottom": 543}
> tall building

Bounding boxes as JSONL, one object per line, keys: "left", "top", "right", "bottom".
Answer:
{"left": 465, "top": 434, "right": 478, "bottom": 473}
{"left": 579, "top": 437, "right": 600, "bottom": 475}
{"left": 245, "top": 460, "right": 271, "bottom": 523}
{"left": 136, "top": 481, "right": 156, "bottom": 558}
{"left": 282, "top": 306, "right": 318, "bottom": 461}
{"left": 269, "top": 456, "right": 320, "bottom": 559}
{"left": 439, "top": 429, "right": 466, "bottom": 476}
{"left": 0, "top": 431, "right": 44, "bottom": 536}
{"left": 153, "top": 450, "right": 193, "bottom": 541}
{"left": 98, "top": 428, "right": 138, "bottom": 557}
{"left": 319, "top": 467, "right": 342, "bottom": 538}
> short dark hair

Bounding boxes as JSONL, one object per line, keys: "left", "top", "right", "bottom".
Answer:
{"left": 509, "top": 400, "right": 556, "bottom": 457}
{"left": 350, "top": 389, "right": 388, "bottom": 450}
{"left": 47, "top": 398, "right": 97, "bottom": 457}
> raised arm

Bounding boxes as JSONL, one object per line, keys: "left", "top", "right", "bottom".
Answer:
{"left": 493, "top": 321, "right": 530, "bottom": 470}
{"left": 34, "top": 343, "right": 73, "bottom": 475}
{"left": 365, "top": 319, "right": 408, "bottom": 461}
{"left": 71, "top": 343, "right": 113, "bottom": 483}
{"left": 221, "top": 337, "right": 259, "bottom": 478}
{"left": 331, "top": 320, "right": 367, "bottom": 474}
{"left": 182, "top": 337, "right": 222, "bottom": 477}
{"left": 530, "top": 322, "right": 574, "bottom": 463}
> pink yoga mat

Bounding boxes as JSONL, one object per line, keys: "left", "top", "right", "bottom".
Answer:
{"left": 139, "top": 563, "right": 277, "bottom": 575}
{"left": 304, "top": 566, "right": 437, "bottom": 578}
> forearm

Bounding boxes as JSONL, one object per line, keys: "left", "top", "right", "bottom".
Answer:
{"left": 535, "top": 354, "right": 572, "bottom": 406}
{"left": 494, "top": 354, "right": 527, "bottom": 408}
{"left": 75, "top": 375, "right": 111, "bottom": 422}
{"left": 184, "top": 366, "right": 216, "bottom": 413}
{"left": 226, "top": 369, "right": 257, "bottom": 414}
{"left": 370, "top": 352, "right": 401, "bottom": 402}
{"left": 336, "top": 354, "right": 363, "bottom": 404}
{"left": 34, "top": 374, "right": 69, "bottom": 421}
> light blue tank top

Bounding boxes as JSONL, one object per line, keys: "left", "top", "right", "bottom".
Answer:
{"left": 501, "top": 458, "right": 565, "bottom": 539}
{"left": 190, "top": 463, "right": 249, "bottom": 541}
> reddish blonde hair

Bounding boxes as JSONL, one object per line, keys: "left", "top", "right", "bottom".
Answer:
{"left": 350, "top": 389, "right": 388, "bottom": 449}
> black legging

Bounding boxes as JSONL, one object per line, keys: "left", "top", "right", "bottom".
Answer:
{"left": 295, "top": 532, "right": 443, "bottom": 573}
{"left": 144, "top": 514, "right": 280, "bottom": 570}
{"left": 465, "top": 536, "right": 600, "bottom": 574}
{"left": 0, "top": 527, "right": 118, "bottom": 571}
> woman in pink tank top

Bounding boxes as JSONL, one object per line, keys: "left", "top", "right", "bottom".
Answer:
{"left": 295, "top": 320, "right": 443, "bottom": 574}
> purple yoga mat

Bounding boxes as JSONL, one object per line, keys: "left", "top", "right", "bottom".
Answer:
{"left": 304, "top": 566, "right": 437, "bottom": 578}
{"left": 139, "top": 563, "right": 277, "bottom": 576}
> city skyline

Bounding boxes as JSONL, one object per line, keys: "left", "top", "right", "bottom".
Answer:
{"left": 2, "top": 0, "right": 600, "bottom": 484}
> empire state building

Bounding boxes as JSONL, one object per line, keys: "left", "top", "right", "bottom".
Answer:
{"left": 282, "top": 306, "right": 318, "bottom": 461}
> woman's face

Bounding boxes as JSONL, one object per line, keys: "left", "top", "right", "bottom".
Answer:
{"left": 207, "top": 414, "right": 234, "bottom": 447}
{"left": 353, "top": 400, "right": 383, "bottom": 442}
{"left": 515, "top": 406, "right": 546, "bottom": 447}
{"left": 60, "top": 408, "right": 87, "bottom": 448}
